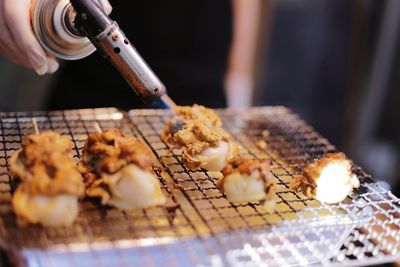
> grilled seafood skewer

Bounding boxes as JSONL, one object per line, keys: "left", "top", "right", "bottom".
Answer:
{"left": 11, "top": 121, "right": 84, "bottom": 226}
{"left": 291, "top": 153, "right": 360, "bottom": 204}
{"left": 217, "top": 156, "right": 275, "bottom": 203}
{"left": 162, "top": 105, "right": 237, "bottom": 171}
{"left": 80, "top": 128, "right": 166, "bottom": 210}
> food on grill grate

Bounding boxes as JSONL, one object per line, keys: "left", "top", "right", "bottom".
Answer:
{"left": 80, "top": 129, "right": 166, "bottom": 210}
{"left": 255, "top": 140, "right": 268, "bottom": 150}
{"left": 162, "top": 105, "right": 237, "bottom": 171}
{"left": 291, "top": 153, "right": 360, "bottom": 204}
{"left": 10, "top": 132, "right": 85, "bottom": 227}
{"left": 217, "top": 156, "right": 275, "bottom": 203}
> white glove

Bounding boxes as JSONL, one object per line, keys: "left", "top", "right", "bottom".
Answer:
{"left": 0, "top": 0, "right": 112, "bottom": 76}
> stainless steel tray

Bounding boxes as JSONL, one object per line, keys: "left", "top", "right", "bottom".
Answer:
{"left": 0, "top": 107, "right": 398, "bottom": 266}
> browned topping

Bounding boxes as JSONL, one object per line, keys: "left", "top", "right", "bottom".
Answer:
{"left": 291, "top": 152, "right": 350, "bottom": 197}
{"left": 10, "top": 132, "right": 84, "bottom": 196}
{"left": 222, "top": 156, "right": 271, "bottom": 177}
{"left": 81, "top": 129, "right": 153, "bottom": 176}
{"left": 175, "top": 104, "right": 222, "bottom": 127}
{"left": 80, "top": 129, "right": 155, "bottom": 202}
{"left": 218, "top": 156, "right": 274, "bottom": 199}
{"left": 162, "top": 105, "right": 231, "bottom": 155}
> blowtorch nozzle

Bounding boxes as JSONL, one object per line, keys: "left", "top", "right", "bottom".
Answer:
{"left": 69, "top": 0, "right": 110, "bottom": 38}
{"left": 69, "top": 0, "right": 167, "bottom": 104}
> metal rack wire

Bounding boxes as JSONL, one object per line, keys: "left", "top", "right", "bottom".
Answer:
{"left": 0, "top": 107, "right": 398, "bottom": 266}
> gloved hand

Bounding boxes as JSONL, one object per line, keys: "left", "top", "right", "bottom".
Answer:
{"left": 0, "top": 0, "right": 111, "bottom": 76}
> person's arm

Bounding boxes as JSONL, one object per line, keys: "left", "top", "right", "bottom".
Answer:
{"left": 225, "top": 0, "right": 262, "bottom": 108}
{"left": 0, "top": 0, "right": 111, "bottom": 75}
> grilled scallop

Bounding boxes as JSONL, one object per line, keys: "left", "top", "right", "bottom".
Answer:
{"left": 162, "top": 105, "right": 237, "bottom": 171}
{"left": 183, "top": 140, "right": 237, "bottom": 172}
{"left": 217, "top": 156, "right": 275, "bottom": 203}
{"left": 10, "top": 132, "right": 84, "bottom": 227}
{"left": 291, "top": 153, "right": 360, "bottom": 204}
{"left": 12, "top": 188, "right": 79, "bottom": 227}
{"left": 104, "top": 165, "right": 166, "bottom": 210}
{"left": 80, "top": 129, "right": 166, "bottom": 210}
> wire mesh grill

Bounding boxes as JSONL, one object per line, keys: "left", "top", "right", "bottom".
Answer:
{"left": 0, "top": 107, "right": 398, "bottom": 266}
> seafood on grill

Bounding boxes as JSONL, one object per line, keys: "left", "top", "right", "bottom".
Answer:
{"left": 162, "top": 105, "right": 237, "bottom": 171}
{"left": 291, "top": 153, "right": 360, "bottom": 204}
{"left": 10, "top": 132, "right": 85, "bottom": 227}
{"left": 80, "top": 129, "right": 166, "bottom": 210}
{"left": 217, "top": 156, "right": 275, "bottom": 203}
{"left": 255, "top": 130, "right": 270, "bottom": 150}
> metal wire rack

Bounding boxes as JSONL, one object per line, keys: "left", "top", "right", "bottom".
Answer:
{"left": 0, "top": 107, "right": 398, "bottom": 266}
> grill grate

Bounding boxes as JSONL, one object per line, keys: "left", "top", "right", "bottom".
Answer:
{"left": 0, "top": 107, "right": 398, "bottom": 266}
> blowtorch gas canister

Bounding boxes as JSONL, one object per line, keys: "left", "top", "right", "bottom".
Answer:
{"left": 31, "top": 0, "right": 96, "bottom": 60}
{"left": 31, "top": 0, "right": 168, "bottom": 104}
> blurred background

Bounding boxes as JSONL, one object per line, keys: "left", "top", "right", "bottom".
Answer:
{"left": 0, "top": 0, "right": 399, "bottom": 195}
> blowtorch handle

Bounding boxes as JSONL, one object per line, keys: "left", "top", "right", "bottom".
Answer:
{"left": 70, "top": 0, "right": 166, "bottom": 103}
{"left": 94, "top": 22, "right": 166, "bottom": 103}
